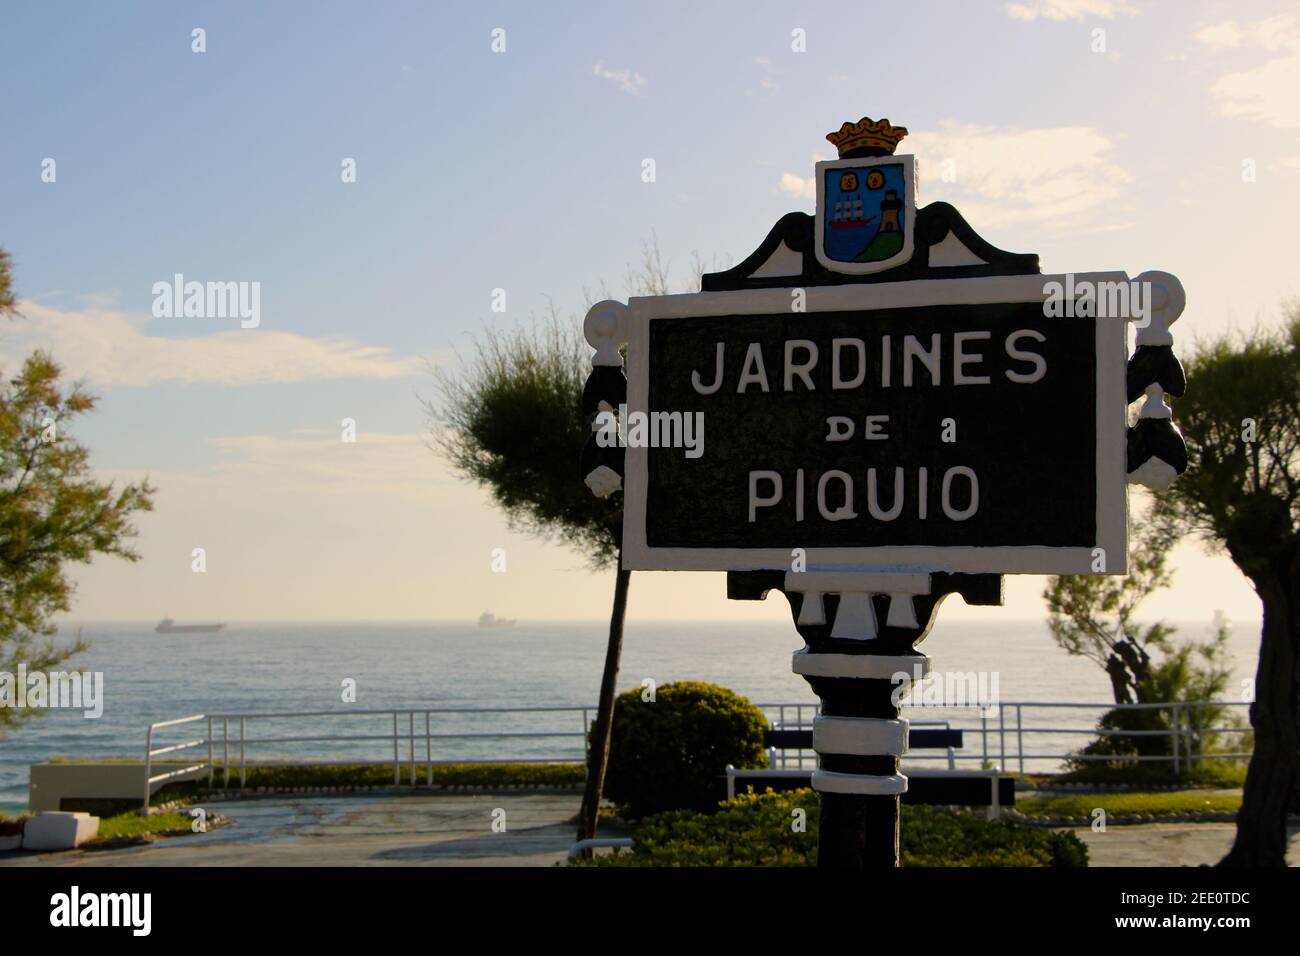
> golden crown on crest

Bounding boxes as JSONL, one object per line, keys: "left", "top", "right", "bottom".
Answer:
{"left": 825, "top": 117, "right": 909, "bottom": 158}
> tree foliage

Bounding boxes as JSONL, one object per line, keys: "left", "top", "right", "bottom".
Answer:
{"left": 0, "top": 249, "right": 16, "bottom": 317}
{"left": 1064, "top": 624, "right": 1234, "bottom": 779}
{"left": 428, "top": 240, "right": 723, "bottom": 845}
{"left": 430, "top": 315, "right": 620, "bottom": 567}
{"left": 1046, "top": 505, "right": 1234, "bottom": 778}
{"left": 1154, "top": 314, "right": 1300, "bottom": 569}
{"left": 601, "top": 681, "right": 769, "bottom": 818}
{"left": 430, "top": 237, "right": 718, "bottom": 566}
{"left": 1, "top": 250, "right": 156, "bottom": 732}
{"left": 1153, "top": 308, "right": 1300, "bottom": 865}
{"left": 1045, "top": 507, "right": 1183, "bottom": 705}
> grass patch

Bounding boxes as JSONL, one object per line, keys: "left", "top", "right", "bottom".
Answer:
{"left": 94, "top": 811, "right": 194, "bottom": 841}
{"left": 1019, "top": 791, "right": 1240, "bottom": 818}
{"left": 577, "top": 789, "right": 1087, "bottom": 867}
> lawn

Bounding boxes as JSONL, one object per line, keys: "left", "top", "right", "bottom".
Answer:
{"left": 1018, "top": 791, "right": 1241, "bottom": 818}
{"left": 95, "top": 811, "right": 195, "bottom": 841}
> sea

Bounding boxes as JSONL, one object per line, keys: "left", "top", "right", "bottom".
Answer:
{"left": 0, "top": 618, "right": 1262, "bottom": 813}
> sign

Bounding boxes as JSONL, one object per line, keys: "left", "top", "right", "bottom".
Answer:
{"left": 619, "top": 276, "right": 1127, "bottom": 574}
{"left": 579, "top": 113, "right": 1189, "bottom": 869}
{"left": 582, "top": 113, "right": 1186, "bottom": 580}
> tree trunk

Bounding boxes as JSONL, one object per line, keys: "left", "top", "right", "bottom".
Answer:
{"left": 576, "top": 563, "right": 632, "bottom": 845}
{"left": 1220, "top": 561, "right": 1300, "bottom": 866}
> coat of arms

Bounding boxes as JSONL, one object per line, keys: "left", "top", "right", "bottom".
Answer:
{"left": 814, "top": 117, "right": 915, "bottom": 275}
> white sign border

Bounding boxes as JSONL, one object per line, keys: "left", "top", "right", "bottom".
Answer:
{"left": 621, "top": 273, "right": 1130, "bottom": 575}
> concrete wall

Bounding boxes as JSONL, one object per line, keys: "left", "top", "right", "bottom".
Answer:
{"left": 28, "top": 763, "right": 208, "bottom": 813}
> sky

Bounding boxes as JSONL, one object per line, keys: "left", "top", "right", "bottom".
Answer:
{"left": 1, "top": 0, "right": 1296, "bottom": 626}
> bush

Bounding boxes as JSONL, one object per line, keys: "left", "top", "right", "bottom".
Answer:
{"left": 1057, "top": 758, "right": 1246, "bottom": 789}
{"left": 577, "top": 789, "right": 1088, "bottom": 867}
{"left": 601, "top": 681, "right": 768, "bottom": 818}
{"left": 1063, "top": 625, "right": 1245, "bottom": 785}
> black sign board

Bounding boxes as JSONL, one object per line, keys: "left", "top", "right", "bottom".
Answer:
{"left": 619, "top": 278, "right": 1128, "bottom": 574}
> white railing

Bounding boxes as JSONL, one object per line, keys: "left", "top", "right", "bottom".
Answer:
{"left": 141, "top": 699, "right": 1254, "bottom": 809}
{"left": 143, "top": 706, "right": 598, "bottom": 809}
{"left": 142, "top": 713, "right": 211, "bottom": 809}
{"left": 762, "top": 700, "right": 1253, "bottom": 776}
{"left": 960, "top": 700, "right": 1252, "bottom": 777}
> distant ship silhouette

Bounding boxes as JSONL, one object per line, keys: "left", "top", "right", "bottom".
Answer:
{"left": 478, "top": 611, "right": 516, "bottom": 628}
{"left": 155, "top": 616, "right": 225, "bottom": 634}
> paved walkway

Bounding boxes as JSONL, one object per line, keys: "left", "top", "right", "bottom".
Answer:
{"left": 1, "top": 791, "right": 587, "bottom": 867}
{"left": 1077, "top": 821, "right": 1300, "bottom": 867}
{"left": 2, "top": 791, "right": 1295, "bottom": 866}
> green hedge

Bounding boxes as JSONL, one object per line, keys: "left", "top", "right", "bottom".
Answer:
{"left": 602, "top": 681, "right": 769, "bottom": 818}
{"left": 152, "top": 761, "right": 584, "bottom": 803}
{"left": 1057, "top": 759, "right": 1246, "bottom": 789}
{"left": 578, "top": 789, "right": 1088, "bottom": 867}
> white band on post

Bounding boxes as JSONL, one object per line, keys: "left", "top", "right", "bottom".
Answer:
{"left": 812, "top": 771, "right": 908, "bottom": 796}
{"left": 792, "top": 648, "right": 929, "bottom": 680}
{"left": 813, "top": 716, "right": 909, "bottom": 756}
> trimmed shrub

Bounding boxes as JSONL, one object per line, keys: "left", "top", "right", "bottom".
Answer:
{"left": 577, "top": 789, "right": 1089, "bottom": 867}
{"left": 601, "top": 681, "right": 768, "bottom": 818}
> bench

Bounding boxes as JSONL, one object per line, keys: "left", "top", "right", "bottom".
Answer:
{"left": 764, "top": 727, "right": 963, "bottom": 770}
{"left": 728, "top": 725, "right": 1014, "bottom": 819}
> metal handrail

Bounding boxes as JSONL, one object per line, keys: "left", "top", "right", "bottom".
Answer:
{"left": 143, "top": 713, "right": 208, "bottom": 809}
{"left": 203, "top": 706, "right": 593, "bottom": 718}
{"left": 139, "top": 698, "right": 1255, "bottom": 809}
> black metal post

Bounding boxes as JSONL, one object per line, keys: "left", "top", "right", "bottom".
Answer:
{"left": 729, "top": 571, "right": 1003, "bottom": 868}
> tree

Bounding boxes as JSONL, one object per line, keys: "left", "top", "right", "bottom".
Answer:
{"left": 0, "top": 249, "right": 15, "bottom": 316}
{"left": 1154, "top": 310, "right": 1300, "bottom": 866}
{"left": 1045, "top": 507, "right": 1182, "bottom": 707}
{"left": 1045, "top": 507, "right": 1233, "bottom": 778}
{"left": 430, "top": 239, "right": 709, "bottom": 844}
{"left": 432, "top": 315, "right": 625, "bottom": 846}
{"left": 1, "top": 248, "right": 156, "bottom": 732}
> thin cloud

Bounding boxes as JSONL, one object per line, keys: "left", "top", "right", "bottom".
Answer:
{"left": 778, "top": 172, "right": 816, "bottom": 201}
{"left": 592, "top": 62, "right": 645, "bottom": 96}
{"left": 1005, "top": 0, "right": 1137, "bottom": 21}
{"left": 1195, "top": 16, "right": 1295, "bottom": 52}
{"left": 2, "top": 299, "right": 424, "bottom": 387}
{"left": 1197, "top": 17, "right": 1300, "bottom": 129}
{"left": 906, "top": 122, "right": 1132, "bottom": 229}
{"left": 208, "top": 431, "right": 456, "bottom": 503}
{"left": 778, "top": 124, "right": 1131, "bottom": 231}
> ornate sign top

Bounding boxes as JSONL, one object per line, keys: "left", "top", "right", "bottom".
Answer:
{"left": 581, "top": 116, "right": 1187, "bottom": 579}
